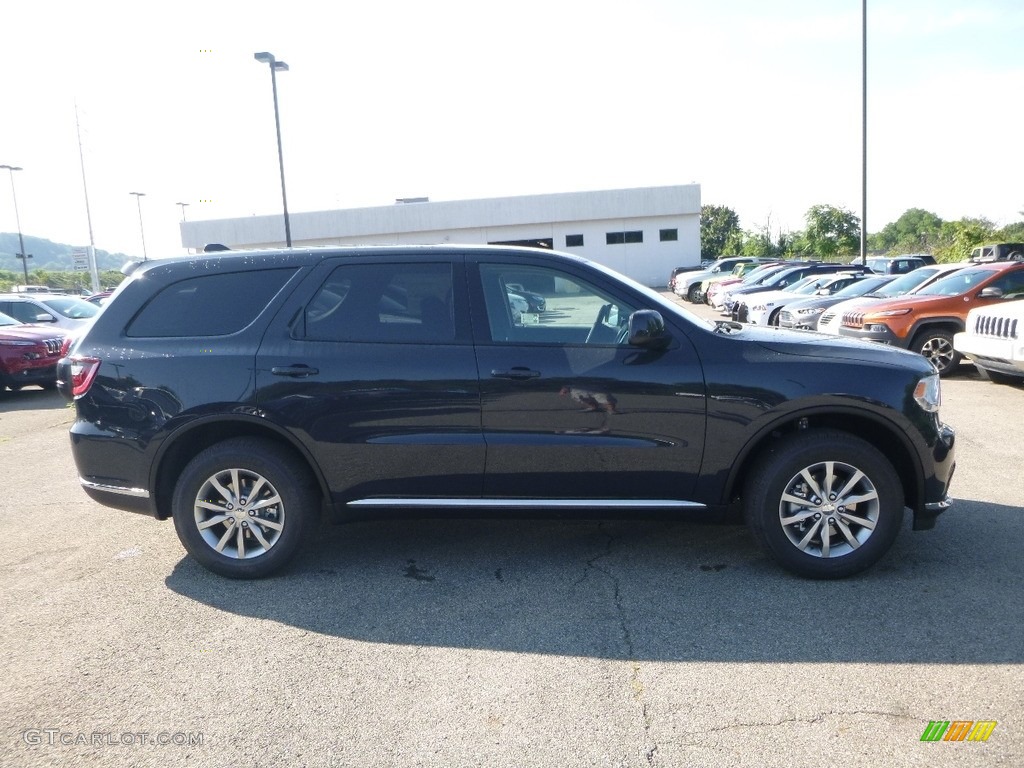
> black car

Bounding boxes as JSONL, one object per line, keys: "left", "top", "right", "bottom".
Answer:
{"left": 58, "top": 245, "right": 956, "bottom": 580}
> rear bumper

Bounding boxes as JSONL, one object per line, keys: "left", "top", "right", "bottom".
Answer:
{"left": 80, "top": 478, "right": 155, "bottom": 516}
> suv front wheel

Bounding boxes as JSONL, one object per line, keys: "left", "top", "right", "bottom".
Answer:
{"left": 171, "top": 437, "right": 318, "bottom": 578}
{"left": 744, "top": 430, "right": 904, "bottom": 579}
{"left": 912, "top": 328, "right": 960, "bottom": 376}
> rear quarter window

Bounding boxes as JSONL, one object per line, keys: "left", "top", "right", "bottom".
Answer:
{"left": 126, "top": 269, "right": 297, "bottom": 337}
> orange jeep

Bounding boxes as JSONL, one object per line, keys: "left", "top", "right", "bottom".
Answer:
{"left": 837, "top": 261, "right": 1024, "bottom": 375}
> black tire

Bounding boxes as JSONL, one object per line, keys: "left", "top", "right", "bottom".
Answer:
{"left": 744, "top": 429, "right": 904, "bottom": 579}
{"left": 172, "top": 437, "right": 319, "bottom": 578}
{"left": 911, "top": 328, "right": 960, "bottom": 376}
{"left": 687, "top": 283, "right": 703, "bottom": 303}
{"left": 768, "top": 308, "right": 783, "bottom": 326}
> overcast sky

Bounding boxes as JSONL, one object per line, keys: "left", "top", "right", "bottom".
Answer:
{"left": 2, "top": 0, "right": 1022, "bottom": 259}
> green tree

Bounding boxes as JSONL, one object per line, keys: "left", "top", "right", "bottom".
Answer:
{"left": 799, "top": 205, "right": 861, "bottom": 260}
{"left": 700, "top": 205, "right": 741, "bottom": 259}
{"left": 933, "top": 218, "right": 996, "bottom": 262}
{"left": 869, "top": 208, "right": 943, "bottom": 254}
{"left": 995, "top": 220, "right": 1024, "bottom": 242}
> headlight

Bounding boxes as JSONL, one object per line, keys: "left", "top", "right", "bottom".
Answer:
{"left": 870, "top": 308, "right": 912, "bottom": 318}
{"left": 795, "top": 307, "right": 823, "bottom": 315}
{"left": 0, "top": 339, "right": 36, "bottom": 346}
{"left": 913, "top": 374, "right": 941, "bottom": 413}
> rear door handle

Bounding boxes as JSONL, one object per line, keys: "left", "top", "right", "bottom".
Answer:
{"left": 490, "top": 367, "right": 540, "bottom": 380}
{"left": 272, "top": 365, "right": 320, "bottom": 378}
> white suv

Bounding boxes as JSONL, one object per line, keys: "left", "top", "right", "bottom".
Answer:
{"left": 0, "top": 293, "right": 99, "bottom": 331}
{"left": 954, "top": 301, "right": 1024, "bottom": 384}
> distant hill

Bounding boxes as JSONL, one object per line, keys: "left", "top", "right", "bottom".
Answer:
{"left": 0, "top": 233, "right": 131, "bottom": 272}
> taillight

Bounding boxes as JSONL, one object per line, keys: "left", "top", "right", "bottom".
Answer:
{"left": 67, "top": 356, "right": 101, "bottom": 398}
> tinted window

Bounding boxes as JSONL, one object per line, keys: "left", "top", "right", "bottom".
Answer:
{"left": 303, "top": 263, "right": 454, "bottom": 343}
{"left": 0, "top": 301, "right": 54, "bottom": 323}
{"left": 659, "top": 228, "right": 678, "bottom": 242}
{"left": 127, "top": 269, "right": 296, "bottom": 337}
{"left": 565, "top": 234, "right": 584, "bottom": 247}
{"left": 990, "top": 270, "right": 1024, "bottom": 299}
{"left": 479, "top": 264, "right": 635, "bottom": 345}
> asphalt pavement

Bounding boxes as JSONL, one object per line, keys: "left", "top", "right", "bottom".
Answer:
{"left": 1, "top": 297, "right": 1022, "bottom": 767}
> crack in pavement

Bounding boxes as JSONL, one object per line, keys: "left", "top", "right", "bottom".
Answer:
{"left": 674, "top": 709, "right": 920, "bottom": 746}
{"left": 580, "top": 525, "right": 660, "bottom": 766}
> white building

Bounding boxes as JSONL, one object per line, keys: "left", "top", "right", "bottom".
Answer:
{"left": 179, "top": 184, "right": 701, "bottom": 287}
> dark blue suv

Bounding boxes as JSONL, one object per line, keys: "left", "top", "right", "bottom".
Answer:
{"left": 58, "top": 246, "right": 955, "bottom": 580}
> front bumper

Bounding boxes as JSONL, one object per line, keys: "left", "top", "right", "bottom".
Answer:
{"left": 837, "top": 324, "right": 910, "bottom": 349}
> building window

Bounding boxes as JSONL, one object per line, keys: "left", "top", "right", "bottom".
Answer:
{"left": 606, "top": 230, "right": 643, "bottom": 245}
{"left": 660, "top": 228, "right": 678, "bottom": 242}
{"left": 565, "top": 234, "right": 584, "bottom": 247}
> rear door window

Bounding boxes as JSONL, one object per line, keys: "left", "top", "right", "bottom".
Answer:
{"left": 126, "top": 269, "right": 297, "bottom": 337}
{"left": 302, "top": 263, "right": 455, "bottom": 343}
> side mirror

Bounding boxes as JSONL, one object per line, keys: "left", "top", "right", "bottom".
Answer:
{"left": 34, "top": 313, "right": 56, "bottom": 323}
{"left": 979, "top": 286, "right": 1004, "bottom": 299}
{"left": 628, "top": 310, "right": 671, "bottom": 349}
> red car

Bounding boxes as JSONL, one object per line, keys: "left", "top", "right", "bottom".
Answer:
{"left": 0, "top": 311, "right": 68, "bottom": 392}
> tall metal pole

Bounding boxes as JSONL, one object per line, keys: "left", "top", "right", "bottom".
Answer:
{"left": 1, "top": 165, "right": 31, "bottom": 284}
{"left": 269, "top": 63, "right": 291, "bottom": 247}
{"left": 130, "top": 191, "right": 148, "bottom": 260}
{"left": 254, "top": 52, "right": 292, "bottom": 247}
{"left": 76, "top": 103, "right": 101, "bottom": 292}
{"left": 860, "top": 0, "right": 868, "bottom": 266}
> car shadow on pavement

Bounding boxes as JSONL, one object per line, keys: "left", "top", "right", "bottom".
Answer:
{"left": 165, "top": 498, "right": 1021, "bottom": 664}
{"left": 0, "top": 387, "right": 68, "bottom": 414}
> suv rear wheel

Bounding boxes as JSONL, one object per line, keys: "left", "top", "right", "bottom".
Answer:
{"left": 912, "top": 328, "right": 960, "bottom": 376}
{"left": 744, "top": 430, "right": 904, "bottom": 579}
{"left": 687, "top": 284, "right": 703, "bottom": 303}
{"left": 171, "top": 438, "right": 318, "bottom": 578}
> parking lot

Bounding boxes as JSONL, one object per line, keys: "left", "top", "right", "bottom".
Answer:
{"left": 2, "top": 298, "right": 1022, "bottom": 767}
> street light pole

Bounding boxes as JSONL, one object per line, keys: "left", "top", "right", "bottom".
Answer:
{"left": 254, "top": 51, "right": 292, "bottom": 247}
{"left": 176, "top": 201, "right": 190, "bottom": 221}
{"left": 0, "top": 164, "right": 31, "bottom": 285}
{"left": 861, "top": 0, "right": 868, "bottom": 266}
{"left": 130, "top": 191, "right": 148, "bottom": 261}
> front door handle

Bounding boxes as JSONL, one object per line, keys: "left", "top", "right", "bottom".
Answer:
{"left": 490, "top": 367, "right": 541, "bottom": 380}
{"left": 272, "top": 365, "right": 320, "bottom": 378}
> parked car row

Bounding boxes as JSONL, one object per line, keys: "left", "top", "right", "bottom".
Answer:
{"left": 835, "top": 261, "right": 1024, "bottom": 376}
{"left": 698, "top": 256, "right": 1024, "bottom": 380}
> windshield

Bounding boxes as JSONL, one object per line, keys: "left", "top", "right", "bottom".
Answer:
{"left": 41, "top": 297, "right": 99, "bottom": 320}
{"left": 915, "top": 267, "right": 991, "bottom": 297}
{"left": 874, "top": 266, "right": 940, "bottom": 296}
{"left": 832, "top": 276, "right": 892, "bottom": 298}
{"left": 745, "top": 264, "right": 792, "bottom": 285}
{"left": 783, "top": 276, "right": 827, "bottom": 294}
